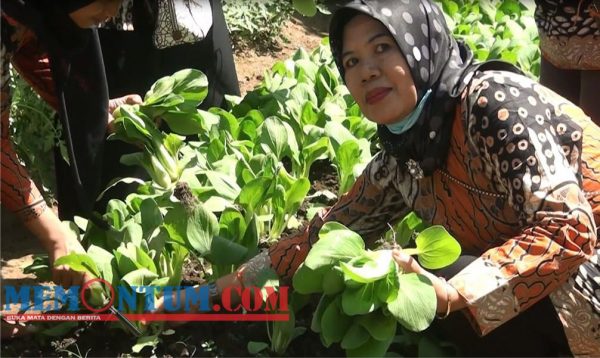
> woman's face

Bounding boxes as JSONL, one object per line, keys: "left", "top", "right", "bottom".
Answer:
{"left": 341, "top": 14, "right": 418, "bottom": 126}
{"left": 68, "top": 0, "right": 122, "bottom": 28}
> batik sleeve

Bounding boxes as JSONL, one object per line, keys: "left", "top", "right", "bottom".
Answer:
{"left": 449, "top": 70, "right": 597, "bottom": 335}
{"left": 1, "top": 18, "right": 60, "bottom": 219}
{"left": 0, "top": 40, "right": 49, "bottom": 221}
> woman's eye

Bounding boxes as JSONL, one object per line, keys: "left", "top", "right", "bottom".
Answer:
{"left": 344, "top": 58, "right": 358, "bottom": 69}
{"left": 376, "top": 43, "right": 390, "bottom": 53}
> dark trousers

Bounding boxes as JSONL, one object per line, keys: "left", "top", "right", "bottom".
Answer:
{"left": 427, "top": 256, "right": 572, "bottom": 357}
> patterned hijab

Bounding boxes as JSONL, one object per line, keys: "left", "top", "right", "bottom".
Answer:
{"left": 330, "top": 0, "right": 519, "bottom": 178}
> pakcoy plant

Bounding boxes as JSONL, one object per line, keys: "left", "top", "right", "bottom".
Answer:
{"left": 109, "top": 68, "right": 209, "bottom": 190}
{"left": 52, "top": 180, "right": 258, "bottom": 353}
{"left": 223, "top": 0, "right": 320, "bottom": 51}
{"left": 223, "top": 0, "right": 295, "bottom": 50}
{"left": 228, "top": 41, "right": 376, "bottom": 195}
{"left": 292, "top": 215, "right": 461, "bottom": 357}
{"left": 27, "top": 209, "right": 189, "bottom": 354}
{"left": 20, "top": 69, "right": 224, "bottom": 352}
{"left": 435, "top": 0, "right": 540, "bottom": 78}
{"left": 29, "top": 183, "right": 244, "bottom": 352}
{"left": 186, "top": 51, "right": 341, "bottom": 246}
{"left": 188, "top": 111, "right": 311, "bottom": 250}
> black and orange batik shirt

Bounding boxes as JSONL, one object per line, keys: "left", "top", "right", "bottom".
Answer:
{"left": 268, "top": 70, "right": 600, "bottom": 356}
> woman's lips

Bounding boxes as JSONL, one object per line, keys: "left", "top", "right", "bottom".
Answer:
{"left": 365, "top": 87, "right": 392, "bottom": 105}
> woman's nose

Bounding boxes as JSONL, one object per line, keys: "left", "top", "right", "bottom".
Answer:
{"left": 360, "top": 60, "right": 379, "bottom": 82}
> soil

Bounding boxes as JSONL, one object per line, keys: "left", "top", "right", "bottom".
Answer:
{"left": 1, "top": 14, "right": 339, "bottom": 358}
{"left": 233, "top": 15, "right": 329, "bottom": 96}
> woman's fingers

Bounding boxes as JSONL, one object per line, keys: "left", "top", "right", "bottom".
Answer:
{"left": 108, "top": 94, "right": 143, "bottom": 113}
{"left": 52, "top": 264, "right": 91, "bottom": 289}
{"left": 392, "top": 248, "right": 423, "bottom": 274}
{"left": 107, "top": 94, "right": 143, "bottom": 132}
{"left": 124, "top": 94, "right": 142, "bottom": 106}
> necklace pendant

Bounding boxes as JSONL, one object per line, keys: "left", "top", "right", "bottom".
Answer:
{"left": 406, "top": 159, "right": 424, "bottom": 180}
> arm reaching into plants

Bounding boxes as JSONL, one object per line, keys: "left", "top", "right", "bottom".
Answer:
{"left": 1, "top": 33, "right": 123, "bottom": 288}
{"left": 22, "top": 207, "right": 89, "bottom": 288}
{"left": 0, "top": 41, "right": 88, "bottom": 288}
{"left": 391, "top": 249, "right": 467, "bottom": 318}
{"left": 1, "top": 104, "right": 86, "bottom": 288}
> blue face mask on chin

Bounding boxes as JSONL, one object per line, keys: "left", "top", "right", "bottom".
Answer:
{"left": 385, "top": 89, "right": 432, "bottom": 135}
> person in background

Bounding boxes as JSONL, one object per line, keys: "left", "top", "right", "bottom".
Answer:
{"left": 1, "top": 0, "right": 140, "bottom": 290}
{"left": 534, "top": 0, "right": 600, "bottom": 124}
{"left": 100, "top": 0, "right": 239, "bottom": 109}
{"left": 92, "top": 0, "right": 241, "bottom": 205}
{"left": 158, "top": 0, "right": 600, "bottom": 356}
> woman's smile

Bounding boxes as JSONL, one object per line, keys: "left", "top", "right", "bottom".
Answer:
{"left": 365, "top": 87, "right": 392, "bottom": 105}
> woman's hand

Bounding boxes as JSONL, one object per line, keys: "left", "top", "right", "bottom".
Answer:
{"left": 392, "top": 248, "right": 425, "bottom": 275}
{"left": 46, "top": 235, "right": 93, "bottom": 289}
{"left": 392, "top": 249, "right": 467, "bottom": 317}
{"left": 107, "top": 94, "right": 143, "bottom": 132}
{"left": 25, "top": 208, "right": 91, "bottom": 288}
{"left": 47, "top": 239, "right": 78, "bottom": 288}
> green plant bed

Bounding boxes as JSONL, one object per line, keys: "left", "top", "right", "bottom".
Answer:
{"left": 224, "top": 0, "right": 295, "bottom": 52}
{"left": 10, "top": 1, "right": 544, "bottom": 354}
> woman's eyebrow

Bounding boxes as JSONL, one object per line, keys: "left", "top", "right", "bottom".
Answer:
{"left": 341, "top": 32, "right": 391, "bottom": 59}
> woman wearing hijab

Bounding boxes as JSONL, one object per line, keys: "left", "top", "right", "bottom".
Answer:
{"left": 1, "top": 0, "right": 140, "bottom": 289}
{"left": 158, "top": 0, "right": 600, "bottom": 355}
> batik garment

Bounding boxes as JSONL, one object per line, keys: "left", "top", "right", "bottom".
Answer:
{"left": 534, "top": 0, "right": 600, "bottom": 70}
{"left": 1, "top": 15, "right": 56, "bottom": 221}
{"left": 266, "top": 70, "right": 600, "bottom": 356}
{"left": 247, "top": 0, "right": 600, "bottom": 355}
